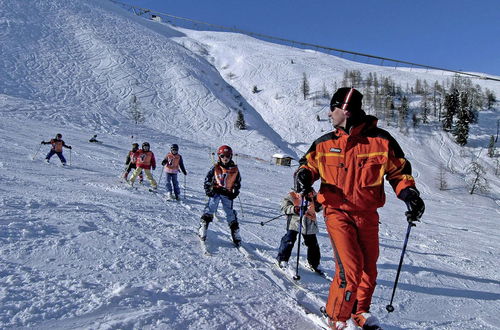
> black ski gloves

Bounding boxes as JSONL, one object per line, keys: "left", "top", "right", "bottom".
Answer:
{"left": 207, "top": 186, "right": 238, "bottom": 199}
{"left": 161, "top": 159, "right": 167, "bottom": 166}
{"left": 399, "top": 187, "right": 425, "bottom": 221}
{"left": 227, "top": 190, "right": 239, "bottom": 200}
{"left": 294, "top": 168, "right": 313, "bottom": 194}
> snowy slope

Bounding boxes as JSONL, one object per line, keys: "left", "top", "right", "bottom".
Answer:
{"left": 0, "top": 0, "right": 499, "bottom": 329}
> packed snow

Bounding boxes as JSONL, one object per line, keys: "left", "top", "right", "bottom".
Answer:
{"left": 0, "top": 0, "right": 499, "bottom": 329}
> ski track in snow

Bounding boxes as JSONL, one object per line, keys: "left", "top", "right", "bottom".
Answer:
{"left": 0, "top": 0, "right": 499, "bottom": 329}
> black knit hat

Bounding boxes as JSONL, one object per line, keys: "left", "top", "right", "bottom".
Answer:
{"left": 330, "top": 87, "right": 363, "bottom": 113}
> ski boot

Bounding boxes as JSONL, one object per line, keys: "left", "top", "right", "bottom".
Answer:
{"left": 229, "top": 221, "right": 241, "bottom": 246}
{"left": 277, "top": 260, "right": 288, "bottom": 270}
{"left": 352, "top": 312, "right": 382, "bottom": 329}
{"left": 198, "top": 214, "right": 213, "bottom": 241}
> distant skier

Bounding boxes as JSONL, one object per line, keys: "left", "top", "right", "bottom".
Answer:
{"left": 129, "top": 142, "right": 157, "bottom": 190}
{"left": 161, "top": 144, "right": 187, "bottom": 200}
{"left": 89, "top": 134, "right": 100, "bottom": 143}
{"left": 198, "top": 145, "right": 241, "bottom": 246}
{"left": 41, "top": 133, "right": 72, "bottom": 165}
{"left": 123, "top": 143, "right": 143, "bottom": 183}
{"left": 276, "top": 188, "right": 322, "bottom": 272}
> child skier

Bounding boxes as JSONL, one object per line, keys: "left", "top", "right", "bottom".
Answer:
{"left": 129, "top": 142, "right": 157, "bottom": 189}
{"left": 198, "top": 145, "right": 241, "bottom": 246}
{"left": 123, "top": 143, "right": 142, "bottom": 183}
{"left": 41, "top": 133, "right": 72, "bottom": 165}
{"left": 161, "top": 144, "right": 187, "bottom": 200}
{"left": 277, "top": 189, "right": 322, "bottom": 272}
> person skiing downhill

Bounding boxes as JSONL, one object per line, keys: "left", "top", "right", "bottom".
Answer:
{"left": 89, "top": 134, "right": 100, "bottom": 143}
{"left": 277, "top": 189, "right": 322, "bottom": 272}
{"left": 161, "top": 144, "right": 187, "bottom": 200}
{"left": 41, "top": 133, "right": 72, "bottom": 165}
{"left": 295, "top": 87, "right": 425, "bottom": 330}
{"left": 198, "top": 145, "right": 242, "bottom": 246}
{"left": 129, "top": 142, "right": 158, "bottom": 190}
{"left": 123, "top": 143, "right": 143, "bottom": 183}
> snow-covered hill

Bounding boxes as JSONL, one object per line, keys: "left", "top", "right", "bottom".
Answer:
{"left": 1, "top": 0, "right": 499, "bottom": 329}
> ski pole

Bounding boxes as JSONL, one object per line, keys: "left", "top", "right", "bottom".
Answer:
{"left": 386, "top": 212, "right": 417, "bottom": 313}
{"left": 69, "top": 149, "right": 72, "bottom": 166}
{"left": 32, "top": 143, "right": 42, "bottom": 160}
{"left": 293, "top": 197, "right": 308, "bottom": 281}
{"left": 183, "top": 174, "right": 186, "bottom": 200}
{"left": 237, "top": 196, "right": 245, "bottom": 218}
{"left": 157, "top": 167, "right": 164, "bottom": 187}
{"left": 260, "top": 214, "right": 286, "bottom": 226}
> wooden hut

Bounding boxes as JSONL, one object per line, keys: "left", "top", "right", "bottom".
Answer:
{"left": 272, "top": 153, "right": 293, "bottom": 166}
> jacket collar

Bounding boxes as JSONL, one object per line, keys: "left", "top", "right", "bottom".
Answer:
{"left": 335, "top": 115, "right": 378, "bottom": 137}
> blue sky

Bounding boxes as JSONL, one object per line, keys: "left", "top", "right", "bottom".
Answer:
{"left": 121, "top": 0, "right": 500, "bottom": 76}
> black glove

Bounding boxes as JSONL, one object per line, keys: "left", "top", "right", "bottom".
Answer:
{"left": 182, "top": 170, "right": 187, "bottom": 175}
{"left": 68, "top": 146, "right": 72, "bottom": 149}
{"left": 161, "top": 159, "right": 167, "bottom": 166}
{"left": 313, "top": 197, "right": 322, "bottom": 212}
{"left": 294, "top": 168, "right": 313, "bottom": 194}
{"left": 399, "top": 187, "right": 425, "bottom": 221}
{"left": 41, "top": 141, "right": 45, "bottom": 144}
{"left": 206, "top": 189, "right": 215, "bottom": 197}
{"left": 152, "top": 166, "right": 156, "bottom": 171}
{"left": 228, "top": 191, "right": 239, "bottom": 200}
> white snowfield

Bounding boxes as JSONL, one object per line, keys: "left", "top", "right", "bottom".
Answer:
{"left": 0, "top": 0, "right": 499, "bottom": 329}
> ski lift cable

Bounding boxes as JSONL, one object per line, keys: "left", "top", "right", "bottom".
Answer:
{"left": 109, "top": 0, "right": 500, "bottom": 83}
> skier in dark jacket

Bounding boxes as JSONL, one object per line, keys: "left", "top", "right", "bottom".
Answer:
{"left": 198, "top": 145, "right": 241, "bottom": 245}
{"left": 123, "top": 143, "right": 142, "bottom": 182}
{"left": 41, "top": 133, "right": 72, "bottom": 165}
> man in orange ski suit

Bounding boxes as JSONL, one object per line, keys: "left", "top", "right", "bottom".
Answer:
{"left": 295, "top": 87, "right": 425, "bottom": 329}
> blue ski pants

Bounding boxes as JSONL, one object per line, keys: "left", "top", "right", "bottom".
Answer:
{"left": 277, "top": 230, "right": 320, "bottom": 268}
{"left": 203, "top": 194, "right": 237, "bottom": 225}
{"left": 165, "top": 173, "right": 180, "bottom": 196}
{"left": 45, "top": 150, "right": 66, "bottom": 164}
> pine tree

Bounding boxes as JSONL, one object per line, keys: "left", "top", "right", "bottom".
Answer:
{"left": 443, "top": 89, "right": 459, "bottom": 131}
{"left": 235, "top": 110, "right": 247, "bottom": 130}
{"left": 398, "top": 96, "right": 409, "bottom": 131}
{"left": 465, "top": 161, "right": 489, "bottom": 194}
{"left": 322, "top": 83, "right": 330, "bottom": 99}
{"left": 437, "top": 164, "right": 448, "bottom": 190}
{"left": 485, "top": 89, "right": 497, "bottom": 110}
{"left": 453, "top": 92, "right": 470, "bottom": 146}
{"left": 301, "top": 73, "right": 310, "bottom": 100}
{"left": 488, "top": 135, "right": 496, "bottom": 157}
{"left": 420, "top": 94, "right": 429, "bottom": 124}
{"left": 412, "top": 113, "right": 420, "bottom": 128}
{"left": 342, "top": 70, "right": 349, "bottom": 87}
{"left": 128, "top": 94, "right": 145, "bottom": 125}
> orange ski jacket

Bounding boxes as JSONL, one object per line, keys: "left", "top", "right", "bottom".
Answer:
{"left": 299, "top": 115, "right": 415, "bottom": 212}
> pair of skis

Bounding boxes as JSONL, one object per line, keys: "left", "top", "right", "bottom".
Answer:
{"left": 197, "top": 234, "right": 241, "bottom": 257}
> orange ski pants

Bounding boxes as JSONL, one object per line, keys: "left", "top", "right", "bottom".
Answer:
{"left": 324, "top": 207, "right": 380, "bottom": 322}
